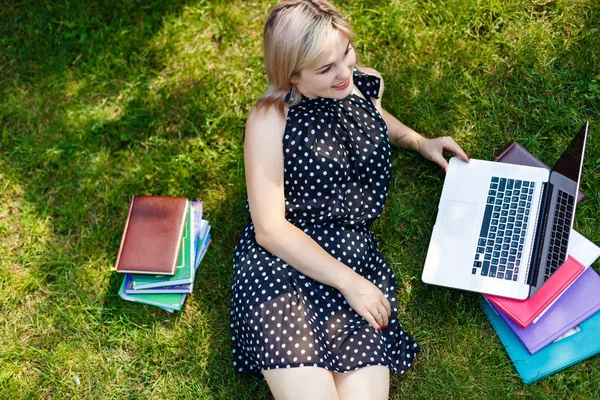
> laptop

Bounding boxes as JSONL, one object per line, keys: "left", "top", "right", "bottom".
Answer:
{"left": 422, "top": 122, "right": 589, "bottom": 299}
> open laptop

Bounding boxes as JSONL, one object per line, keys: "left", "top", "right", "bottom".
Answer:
{"left": 422, "top": 122, "right": 589, "bottom": 299}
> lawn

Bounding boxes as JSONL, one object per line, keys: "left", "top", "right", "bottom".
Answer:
{"left": 1, "top": 0, "right": 599, "bottom": 398}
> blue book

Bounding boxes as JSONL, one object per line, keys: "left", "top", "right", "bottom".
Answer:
{"left": 191, "top": 201, "right": 203, "bottom": 257}
{"left": 195, "top": 230, "right": 211, "bottom": 267}
{"left": 481, "top": 298, "right": 600, "bottom": 384}
{"left": 122, "top": 273, "right": 193, "bottom": 294}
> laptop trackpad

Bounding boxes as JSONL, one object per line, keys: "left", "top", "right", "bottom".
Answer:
{"left": 440, "top": 200, "right": 477, "bottom": 241}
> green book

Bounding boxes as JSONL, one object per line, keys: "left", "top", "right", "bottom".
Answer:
{"left": 131, "top": 204, "right": 195, "bottom": 290}
{"left": 118, "top": 276, "right": 186, "bottom": 311}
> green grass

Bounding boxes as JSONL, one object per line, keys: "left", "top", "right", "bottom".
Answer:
{"left": 1, "top": 0, "right": 599, "bottom": 398}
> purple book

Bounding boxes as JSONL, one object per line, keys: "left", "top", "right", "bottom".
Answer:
{"left": 491, "top": 267, "right": 600, "bottom": 354}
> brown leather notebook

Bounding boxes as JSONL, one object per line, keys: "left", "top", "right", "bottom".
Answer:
{"left": 115, "top": 196, "right": 189, "bottom": 275}
{"left": 494, "top": 141, "right": 584, "bottom": 204}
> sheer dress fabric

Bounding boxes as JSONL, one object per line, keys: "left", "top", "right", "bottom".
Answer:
{"left": 231, "top": 69, "right": 422, "bottom": 378}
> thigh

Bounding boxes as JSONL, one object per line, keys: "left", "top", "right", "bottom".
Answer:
{"left": 332, "top": 366, "right": 390, "bottom": 400}
{"left": 262, "top": 366, "right": 339, "bottom": 400}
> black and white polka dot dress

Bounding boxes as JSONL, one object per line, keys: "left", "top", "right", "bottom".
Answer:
{"left": 231, "top": 69, "right": 421, "bottom": 378}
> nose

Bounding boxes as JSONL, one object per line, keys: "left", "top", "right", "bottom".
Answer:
{"left": 337, "top": 64, "right": 352, "bottom": 80}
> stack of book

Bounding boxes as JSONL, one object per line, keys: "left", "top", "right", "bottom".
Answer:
{"left": 481, "top": 142, "right": 600, "bottom": 384}
{"left": 114, "top": 196, "right": 211, "bottom": 312}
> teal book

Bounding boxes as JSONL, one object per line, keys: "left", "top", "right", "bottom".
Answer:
{"left": 481, "top": 298, "right": 600, "bottom": 384}
{"left": 118, "top": 276, "right": 186, "bottom": 311}
{"left": 131, "top": 204, "right": 195, "bottom": 290}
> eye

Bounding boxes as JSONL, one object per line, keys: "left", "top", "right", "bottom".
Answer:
{"left": 345, "top": 45, "right": 353, "bottom": 55}
{"left": 318, "top": 66, "right": 332, "bottom": 74}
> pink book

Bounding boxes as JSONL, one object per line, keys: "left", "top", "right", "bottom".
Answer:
{"left": 483, "top": 256, "right": 585, "bottom": 328}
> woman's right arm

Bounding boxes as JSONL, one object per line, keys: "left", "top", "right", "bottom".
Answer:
{"left": 244, "top": 105, "right": 391, "bottom": 329}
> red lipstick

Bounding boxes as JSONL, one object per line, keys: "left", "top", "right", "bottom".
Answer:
{"left": 333, "top": 78, "right": 350, "bottom": 91}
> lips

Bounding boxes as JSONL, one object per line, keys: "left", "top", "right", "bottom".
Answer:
{"left": 332, "top": 78, "right": 350, "bottom": 90}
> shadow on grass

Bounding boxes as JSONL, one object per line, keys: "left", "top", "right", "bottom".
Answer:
{"left": 0, "top": 0, "right": 252, "bottom": 287}
{"left": 0, "top": 0, "right": 265, "bottom": 396}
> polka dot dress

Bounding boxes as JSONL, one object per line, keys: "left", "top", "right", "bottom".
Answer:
{"left": 231, "top": 69, "right": 421, "bottom": 378}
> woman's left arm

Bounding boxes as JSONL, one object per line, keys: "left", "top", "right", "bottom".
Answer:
{"left": 360, "top": 67, "right": 470, "bottom": 170}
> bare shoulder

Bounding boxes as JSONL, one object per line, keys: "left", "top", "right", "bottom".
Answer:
{"left": 245, "top": 103, "right": 289, "bottom": 164}
{"left": 245, "top": 104, "right": 287, "bottom": 143}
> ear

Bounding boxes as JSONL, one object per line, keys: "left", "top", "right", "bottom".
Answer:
{"left": 290, "top": 73, "right": 300, "bottom": 85}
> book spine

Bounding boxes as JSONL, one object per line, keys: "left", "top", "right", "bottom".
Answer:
{"left": 493, "top": 141, "right": 517, "bottom": 162}
{"left": 114, "top": 195, "right": 136, "bottom": 272}
{"left": 169, "top": 199, "right": 189, "bottom": 275}
{"left": 483, "top": 295, "right": 526, "bottom": 328}
{"left": 124, "top": 286, "right": 192, "bottom": 294}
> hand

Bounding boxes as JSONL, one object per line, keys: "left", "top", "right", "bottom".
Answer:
{"left": 339, "top": 275, "right": 391, "bottom": 330}
{"left": 418, "top": 137, "right": 469, "bottom": 171}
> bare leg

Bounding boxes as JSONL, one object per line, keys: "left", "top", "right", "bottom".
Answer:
{"left": 332, "top": 366, "right": 390, "bottom": 400}
{"left": 262, "top": 366, "right": 339, "bottom": 400}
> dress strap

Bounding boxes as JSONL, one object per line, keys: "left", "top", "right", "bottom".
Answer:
{"left": 353, "top": 68, "right": 381, "bottom": 99}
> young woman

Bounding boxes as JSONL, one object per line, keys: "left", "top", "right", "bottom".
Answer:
{"left": 231, "top": 1, "right": 469, "bottom": 398}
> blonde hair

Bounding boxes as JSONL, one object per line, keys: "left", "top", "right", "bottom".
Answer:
{"left": 257, "top": 0, "right": 355, "bottom": 111}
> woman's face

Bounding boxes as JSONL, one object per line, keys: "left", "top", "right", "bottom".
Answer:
{"left": 293, "top": 31, "right": 356, "bottom": 100}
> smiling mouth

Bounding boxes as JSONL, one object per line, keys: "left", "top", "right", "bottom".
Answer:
{"left": 332, "top": 79, "right": 350, "bottom": 90}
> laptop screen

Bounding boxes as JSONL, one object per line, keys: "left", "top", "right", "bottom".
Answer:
{"left": 551, "top": 122, "right": 589, "bottom": 182}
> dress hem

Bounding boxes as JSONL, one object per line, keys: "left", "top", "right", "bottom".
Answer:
{"left": 235, "top": 355, "right": 421, "bottom": 380}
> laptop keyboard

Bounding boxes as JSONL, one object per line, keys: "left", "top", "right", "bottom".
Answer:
{"left": 544, "top": 189, "right": 574, "bottom": 281}
{"left": 472, "top": 176, "right": 535, "bottom": 281}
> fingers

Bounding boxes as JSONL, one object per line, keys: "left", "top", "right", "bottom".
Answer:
{"left": 374, "top": 304, "right": 389, "bottom": 328}
{"left": 426, "top": 137, "right": 470, "bottom": 172}
{"left": 369, "top": 296, "right": 392, "bottom": 331}
{"left": 381, "top": 295, "right": 391, "bottom": 324}
{"left": 370, "top": 311, "right": 385, "bottom": 330}
{"left": 345, "top": 278, "right": 393, "bottom": 331}
{"left": 364, "top": 312, "right": 379, "bottom": 331}
{"left": 442, "top": 137, "right": 470, "bottom": 163}
{"left": 431, "top": 153, "right": 449, "bottom": 172}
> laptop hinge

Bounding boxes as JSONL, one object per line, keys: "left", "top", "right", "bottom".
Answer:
{"left": 526, "top": 181, "right": 553, "bottom": 287}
